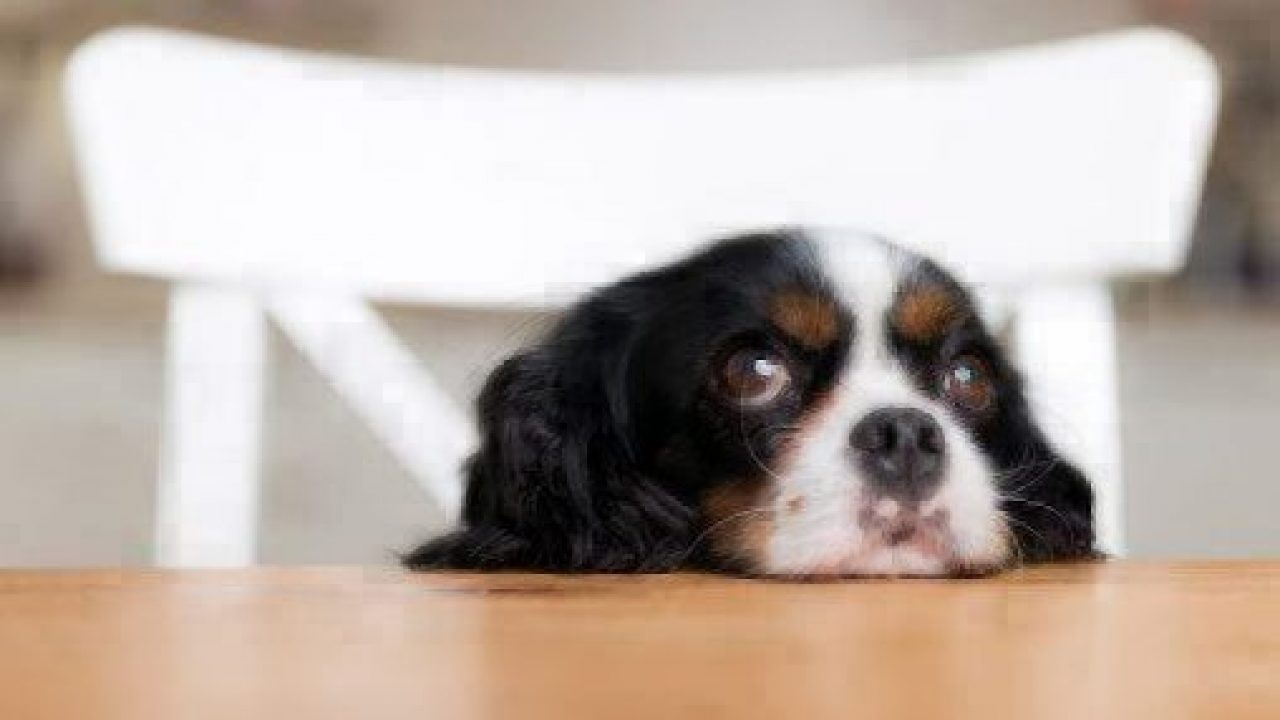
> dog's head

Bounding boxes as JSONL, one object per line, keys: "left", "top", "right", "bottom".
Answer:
{"left": 406, "top": 228, "right": 1095, "bottom": 577}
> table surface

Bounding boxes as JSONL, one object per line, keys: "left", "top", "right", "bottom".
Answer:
{"left": 0, "top": 561, "right": 1276, "bottom": 719}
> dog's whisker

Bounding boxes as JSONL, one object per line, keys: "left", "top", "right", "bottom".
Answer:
{"left": 998, "top": 510, "right": 1049, "bottom": 564}
{"left": 678, "top": 505, "right": 777, "bottom": 564}
{"left": 997, "top": 494, "right": 1079, "bottom": 544}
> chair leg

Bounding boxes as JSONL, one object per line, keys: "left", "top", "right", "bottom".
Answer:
{"left": 1012, "top": 283, "right": 1124, "bottom": 556}
{"left": 156, "top": 285, "right": 267, "bottom": 567}
{"left": 268, "top": 293, "right": 472, "bottom": 518}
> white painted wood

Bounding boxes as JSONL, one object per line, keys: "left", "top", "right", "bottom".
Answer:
{"left": 63, "top": 26, "right": 1219, "bottom": 564}
{"left": 65, "top": 26, "right": 1218, "bottom": 306}
{"left": 267, "top": 294, "right": 471, "bottom": 517}
{"left": 156, "top": 284, "right": 267, "bottom": 567}
{"left": 1012, "top": 283, "right": 1124, "bottom": 555}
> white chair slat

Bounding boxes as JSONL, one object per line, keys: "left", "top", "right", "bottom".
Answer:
{"left": 64, "top": 27, "right": 1219, "bottom": 565}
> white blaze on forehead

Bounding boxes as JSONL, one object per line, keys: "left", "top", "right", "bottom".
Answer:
{"left": 808, "top": 229, "right": 921, "bottom": 422}
{"left": 760, "top": 229, "right": 1005, "bottom": 576}
{"left": 808, "top": 229, "right": 900, "bottom": 356}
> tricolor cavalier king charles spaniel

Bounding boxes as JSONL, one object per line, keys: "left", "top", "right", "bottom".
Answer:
{"left": 406, "top": 228, "right": 1095, "bottom": 577}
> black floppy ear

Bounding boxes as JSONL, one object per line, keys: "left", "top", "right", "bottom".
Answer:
{"left": 998, "top": 435, "right": 1098, "bottom": 562}
{"left": 967, "top": 331, "right": 1099, "bottom": 563}
{"left": 403, "top": 343, "right": 693, "bottom": 572}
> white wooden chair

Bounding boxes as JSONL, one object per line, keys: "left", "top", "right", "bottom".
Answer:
{"left": 64, "top": 26, "right": 1217, "bottom": 566}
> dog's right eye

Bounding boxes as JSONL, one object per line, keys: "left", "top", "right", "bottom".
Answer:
{"left": 720, "top": 348, "right": 792, "bottom": 407}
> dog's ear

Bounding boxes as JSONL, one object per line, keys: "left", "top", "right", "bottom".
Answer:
{"left": 970, "top": 340, "right": 1098, "bottom": 563}
{"left": 403, "top": 342, "right": 694, "bottom": 572}
{"left": 997, "top": 429, "right": 1098, "bottom": 562}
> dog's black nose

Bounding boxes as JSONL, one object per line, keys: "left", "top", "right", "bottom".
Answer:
{"left": 850, "top": 407, "right": 946, "bottom": 500}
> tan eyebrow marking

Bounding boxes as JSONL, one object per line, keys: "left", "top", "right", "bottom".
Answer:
{"left": 894, "top": 286, "right": 961, "bottom": 342}
{"left": 769, "top": 290, "right": 839, "bottom": 349}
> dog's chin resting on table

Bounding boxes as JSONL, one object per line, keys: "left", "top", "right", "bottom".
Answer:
{"left": 405, "top": 228, "right": 1096, "bottom": 578}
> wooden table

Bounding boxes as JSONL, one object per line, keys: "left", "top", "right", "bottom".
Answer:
{"left": 0, "top": 562, "right": 1276, "bottom": 719}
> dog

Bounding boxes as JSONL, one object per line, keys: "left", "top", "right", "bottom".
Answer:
{"left": 405, "top": 228, "right": 1095, "bottom": 577}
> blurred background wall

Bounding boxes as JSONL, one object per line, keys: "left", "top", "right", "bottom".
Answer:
{"left": 0, "top": 0, "right": 1276, "bottom": 565}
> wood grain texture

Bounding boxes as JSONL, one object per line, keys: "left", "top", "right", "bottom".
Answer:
{"left": 0, "top": 562, "right": 1276, "bottom": 719}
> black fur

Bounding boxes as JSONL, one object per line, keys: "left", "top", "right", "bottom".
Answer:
{"left": 404, "top": 229, "right": 1095, "bottom": 573}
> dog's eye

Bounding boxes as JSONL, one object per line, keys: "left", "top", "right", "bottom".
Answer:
{"left": 943, "top": 355, "right": 994, "bottom": 412}
{"left": 721, "top": 349, "right": 791, "bottom": 407}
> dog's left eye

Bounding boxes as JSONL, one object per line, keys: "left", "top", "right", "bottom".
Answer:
{"left": 720, "top": 349, "right": 791, "bottom": 407}
{"left": 942, "top": 354, "right": 994, "bottom": 412}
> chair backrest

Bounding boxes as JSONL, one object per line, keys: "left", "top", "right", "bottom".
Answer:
{"left": 66, "top": 26, "right": 1217, "bottom": 306}
{"left": 64, "top": 26, "right": 1218, "bottom": 561}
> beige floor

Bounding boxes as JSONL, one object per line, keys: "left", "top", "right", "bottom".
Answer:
{"left": 0, "top": 268, "right": 1277, "bottom": 566}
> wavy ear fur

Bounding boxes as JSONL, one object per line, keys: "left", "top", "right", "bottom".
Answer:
{"left": 1001, "top": 436, "right": 1098, "bottom": 562}
{"left": 403, "top": 312, "right": 695, "bottom": 571}
{"left": 987, "top": 366, "right": 1098, "bottom": 562}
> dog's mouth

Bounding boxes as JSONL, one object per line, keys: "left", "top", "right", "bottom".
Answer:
{"left": 784, "top": 541, "right": 1008, "bottom": 579}
{"left": 857, "top": 497, "right": 951, "bottom": 547}
{"left": 760, "top": 493, "right": 1010, "bottom": 579}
